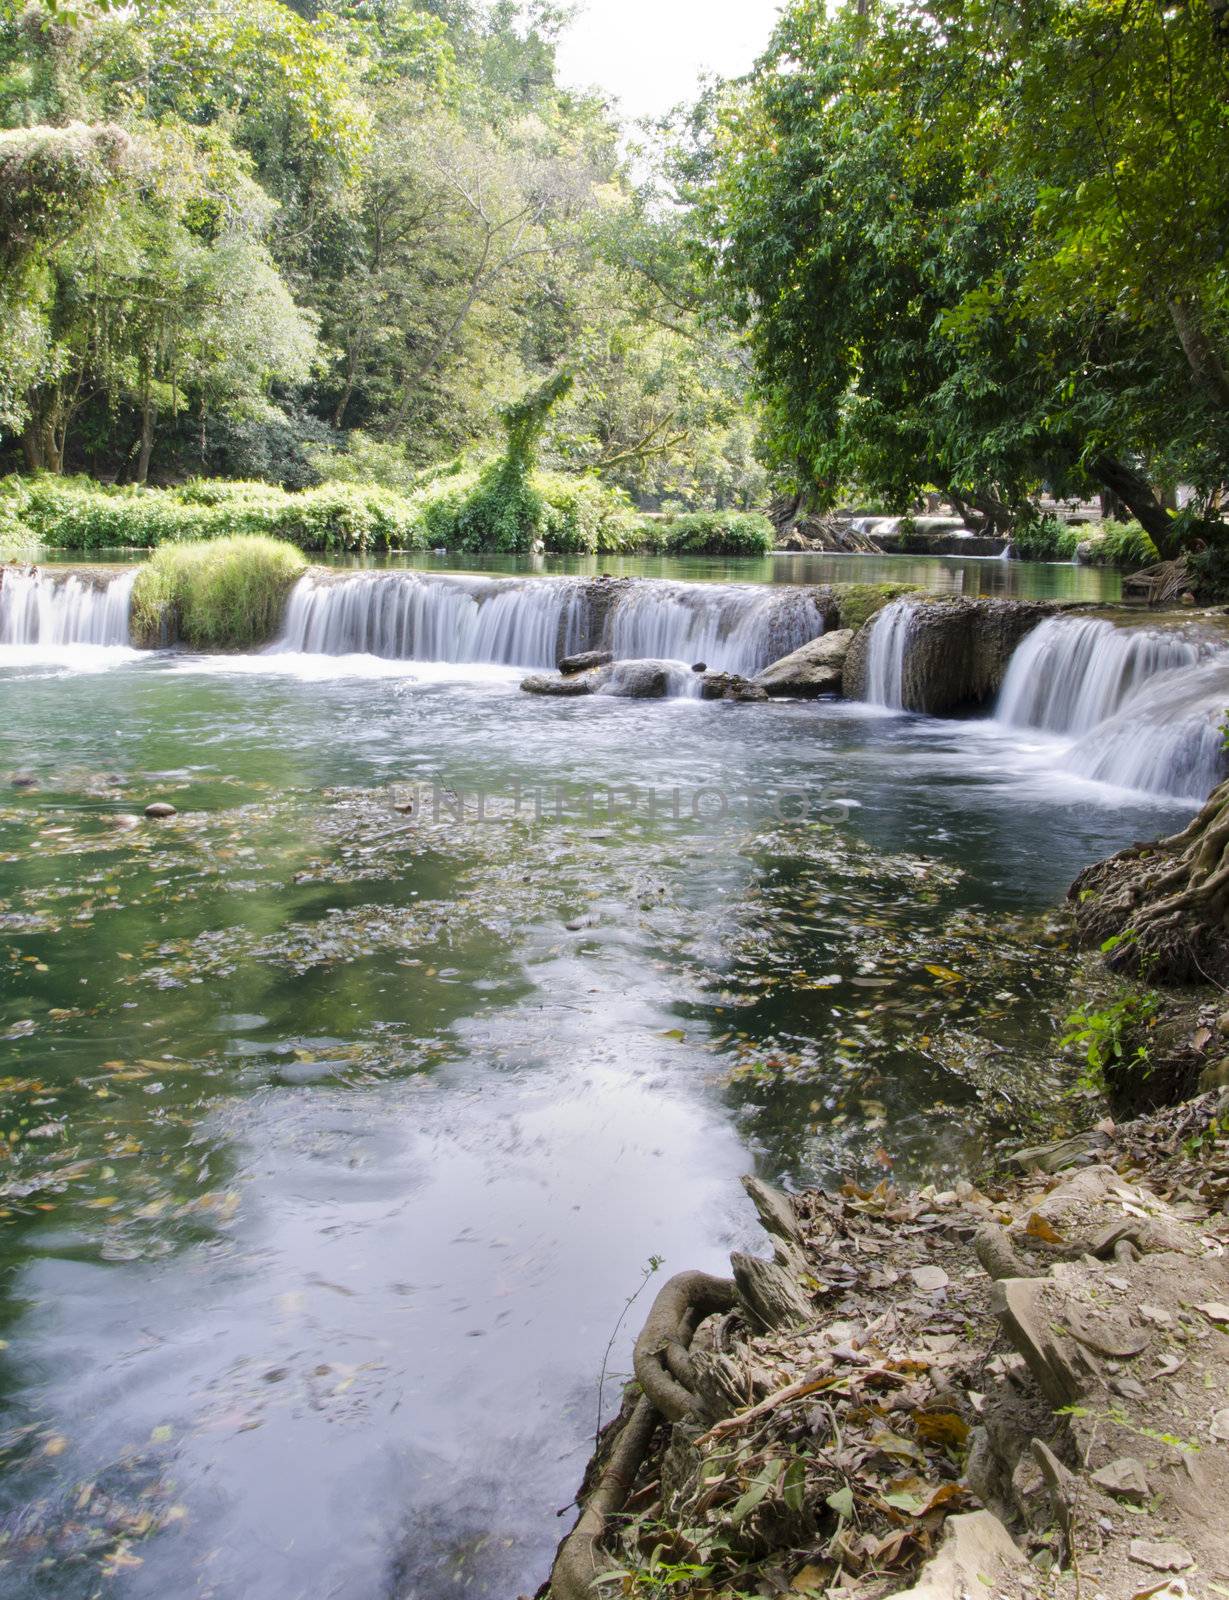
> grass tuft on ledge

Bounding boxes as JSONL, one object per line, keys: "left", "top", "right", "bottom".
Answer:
{"left": 131, "top": 535, "right": 306, "bottom": 650}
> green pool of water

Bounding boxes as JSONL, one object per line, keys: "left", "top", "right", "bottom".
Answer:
{"left": 0, "top": 648, "right": 1180, "bottom": 1596}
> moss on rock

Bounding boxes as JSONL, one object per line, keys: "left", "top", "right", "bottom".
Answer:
{"left": 831, "top": 581, "right": 921, "bottom": 632}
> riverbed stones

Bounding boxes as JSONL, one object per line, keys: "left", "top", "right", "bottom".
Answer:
{"left": 754, "top": 628, "right": 855, "bottom": 696}
{"left": 521, "top": 673, "right": 594, "bottom": 696}
{"left": 596, "top": 660, "right": 676, "bottom": 698}
{"left": 698, "top": 671, "right": 768, "bottom": 701}
{"left": 143, "top": 801, "right": 178, "bottom": 818}
{"left": 557, "top": 649, "right": 612, "bottom": 675}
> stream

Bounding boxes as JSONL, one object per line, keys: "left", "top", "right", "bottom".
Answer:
{"left": 0, "top": 552, "right": 1194, "bottom": 1598}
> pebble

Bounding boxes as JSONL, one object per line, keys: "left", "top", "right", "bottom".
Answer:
{"left": 910, "top": 1264, "right": 949, "bottom": 1292}
{"left": 144, "top": 801, "right": 178, "bottom": 819}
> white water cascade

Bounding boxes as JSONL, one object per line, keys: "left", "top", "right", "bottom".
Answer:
{"left": 861, "top": 601, "right": 915, "bottom": 708}
{"left": 996, "top": 615, "right": 1228, "bottom": 801}
{"left": 996, "top": 616, "right": 1202, "bottom": 736}
{"left": 0, "top": 567, "right": 136, "bottom": 647}
{"left": 604, "top": 581, "right": 825, "bottom": 675}
{"left": 275, "top": 572, "right": 589, "bottom": 668}
{"left": 273, "top": 571, "right": 826, "bottom": 677}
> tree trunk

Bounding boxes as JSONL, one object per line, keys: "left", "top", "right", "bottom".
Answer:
{"left": 22, "top": 416, "right": 62, "bottom": 473}
{"left": 135, "top": 398, "right": 157, "bottom": 485}
{"left": 1070, "top": 778, "right": 1229, "bottom": 985}
{"left": 1089, "top": 455, "right": 1177, "bottom": 556}
{"left": 1169, "top": 296, "right": 1229, "bottom": 413}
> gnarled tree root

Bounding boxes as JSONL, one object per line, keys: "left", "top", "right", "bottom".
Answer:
{"left": 547, "top": 1270, "right": 735, "bottom": 1600}
{"left": 1069, "top": 778, "right": 1229, "bottom": 985}
{"left": 633, "top": 1270, "right": 736, "bottom": 1423}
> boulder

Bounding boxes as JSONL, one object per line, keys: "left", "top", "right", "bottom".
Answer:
{"left": 558, "top": 649, "right": 613, "bottom": 675}
{"left": 144, "top": 801, "right": 178, "bottom": 819}
{"left": 520, "top": 673, "right": 594, "bottom": 696}
{"left": 889, "top": 1511, "right": 1026, "bottom": 1600}
{"left": 595, "top": 660, "right": 681, "bottom": 699}
{"left": 842, "top": 597, "right": 1059, "bottom": 714}
{"left": 699, "top": 671, "right": 769, "bottom": 702}
{"left": 754, "top": 628, "right": 855, "bottom": 697}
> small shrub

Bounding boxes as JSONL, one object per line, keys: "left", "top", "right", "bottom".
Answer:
{"left": 404, "top": 467, "right": 640, "bottom": 554}
{"left": 131, "top": 535, "right": 306, "bottom": 650}
{"left": 1060, "top": 963, "right": 1161, "bottom": 1094}
{"left": 1073, "top": 520, "right": 1160, "bottom": 568}
{"left": 1188, "top": 542, "right": 1229, "bottom": 601}
{"left": 0, "top": 477, "right": 38, "bottom": 560}
{"left": 650, "top": 510, "right": 775, "bottom": 557}
{"left": 1010, "top": 515, "right": 1081, "bottom": 562}
{"left": 538, "top": 474, "right": 639, "bottom": 553}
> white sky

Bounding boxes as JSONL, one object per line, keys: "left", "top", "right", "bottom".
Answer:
{"left": 554, "top": 0, "right": 784, "bottom": 123}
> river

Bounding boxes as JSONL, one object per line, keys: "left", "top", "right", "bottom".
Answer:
{"left": 0, "top": 551, "right": 1193, "bottom": 1597}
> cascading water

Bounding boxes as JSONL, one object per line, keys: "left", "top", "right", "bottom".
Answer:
{"left": 273, "top": 571, "right": 825, "bottom": 678}
{"left": 996, "top": 616, "right": 1201, "bottom": 735}
{"left": 1062, "top": 657, "right": 1229, "bottom": 800}
{"left": 603, "top": 582, "right": 824, "bottom": 676}
{"left": 274, "top": 572, "right": 589, "bottom": 668}
{"left": 862, "top": 601, "right": 915, "bottom": 709}
{"left": 994, "top": 614, "right": 1228, "bottom": 801}
{"left": 0, "top": 567, "right": 136, "bottom": 647}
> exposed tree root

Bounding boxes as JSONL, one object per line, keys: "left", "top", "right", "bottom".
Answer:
{"left": 632, "top": 1270, "right": 736, "bottom": 1424}
{"left": 547, "top": 1393, "right": 659, "bottom": 1600}
{"left": 546, "top": 1270, "right": 735, "bottom": 1600}
{"left": 1069, "top": 779, "right": 1229, "bottom": 985}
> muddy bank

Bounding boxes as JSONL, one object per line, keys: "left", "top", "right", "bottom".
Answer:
{"left": 537, "top": 1099, "right": 1229, "bottom": 1600}
{"left": 535, "top": 794, "right": 1229, "bottom": 1600}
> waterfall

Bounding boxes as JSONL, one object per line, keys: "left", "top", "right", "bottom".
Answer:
{"left": 995, "top": 614, "right": 1228, "bottom": 801}
{"left": 996, "top": 616, "right": 1201, "bottom": 735}
{"left": 1062, "top": 658, "right": 1229, "bottom": 800}
{"left": 862, "top": 601, "right": 914, "bottom": 708}
{"left": 0, "top": 567, "right": 136, "bottom": 647}
{"left": 274, "top": 572, "right": 589, "bottom": 668}
{"left": 273, "top": 571, "right": 825, "bottom": 676}
{"left": 604, "top": 582, "right": 824, "bottom": 676}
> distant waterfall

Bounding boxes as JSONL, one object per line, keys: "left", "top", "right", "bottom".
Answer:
{"left": 862, "top": 601, "right": 915, "bottom": 708}
{"left": 996, "top": 616, "right": 1200, "bottom": 735}
{"left": 273, "top": 571, "right": 825, "bottom": 676}
{"left": 996, "top": 614, "right": 1227, "bottom": 801}
{"left": 0, "top": 567, "right": 135, "bottom": 647}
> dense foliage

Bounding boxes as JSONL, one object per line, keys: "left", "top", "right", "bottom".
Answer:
{"left": 0, "top": 0, "right": 764, "bottom": 512}
{"left": 1, "top": 468, "right": 772, "bottom": 557}
{"left": 702, "top": 0, "right": 1229, "bottom": 556}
